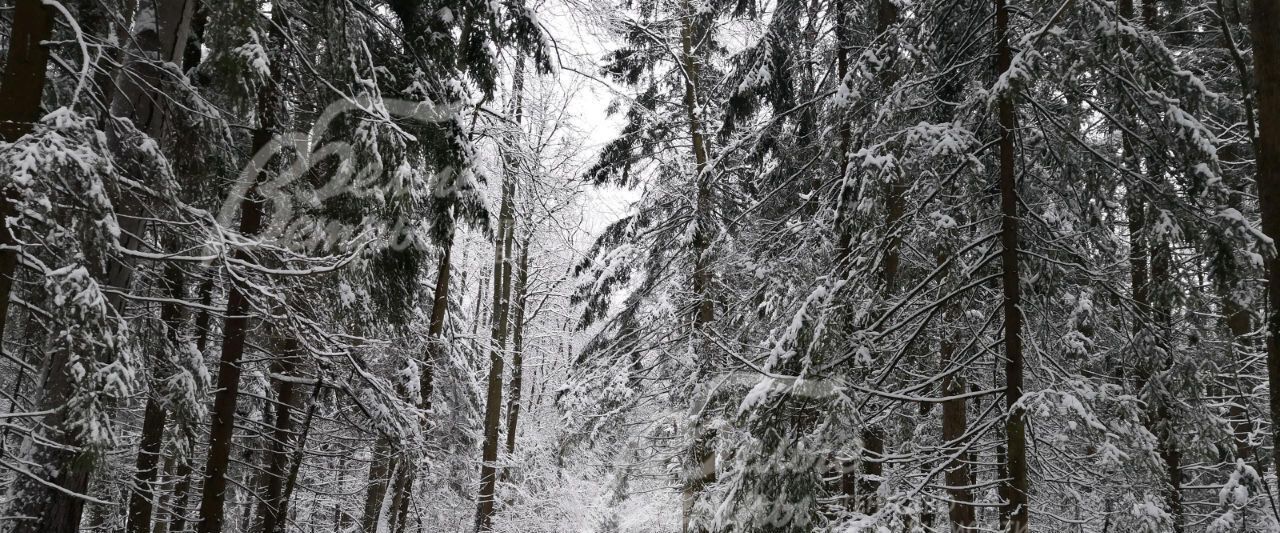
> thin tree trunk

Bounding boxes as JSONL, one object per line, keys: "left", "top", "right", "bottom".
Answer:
{"left": 196, "top": 23, "right": 280, "bottom": 533}
{"left": 1252, "top": 0, "right": 1280, "bottom": 492}
{"left": 165, "top": 277, "right": 211, "bottom": 533}
{"left": 276, "top": 379, "right": 321, "bottom": 533}
{"left": 475, "top": 189, "right": 516, "bottom": 532}
{"left": 128, "top": 397, "right": 170, "bottom": 532}
{"left": 0, "top": 0, "right": 53, "bottom": 340}
{"left": 857, "top": 430, "right": 883, "bottom": 515}
{"left": 1219, "top": 142, "right": 1257, "bottom": 463}
{"left": 332, "top": 453, "right": 352, "bottom": 532}
{"left": 153, "top": 451, "right": 178, "bottom": 533}
{"left": 166, "top": 457, "right": 197, "bottom": 533}
{"left": 128, "top": 265, "right": 186, "bottom": 533}
{"left": 475, "top": 53, "right": 525, "bottom": 533}
{"left": 503, "top": 239, "right": 531, "bottom": 466}
{"left": 940, "top": 257, "right": 974, "bottom": 530}
{"left": 424, "top": 242, "right": 452, "bottom": 416}
{"left": 682, "top": 4, "right": 712, "bottom": 329}
{"left": 383, "top": 460, "right": 412, "bottom": 533}
{"left": 251, "top": 348, "right": 301, "bottom": 533}
{"left": 388, "top": 240, "right": 454, "bottom": 533}
{"left": 360, "top": 436, "right": 396, "bottom": 533}
{"left": 473, "top": 274, "right": 488, "bottom": 336}
{"left": 1151, "top": 238, "right": 1184, "bottom": 532}
{"left": 678, "top": 0, "right": 716, "bottom": 526}
{"left": 995, "top": 0, "right": 1029, "bottom": 528}
{"left": 833, "top": 0, "right": 851, "bottom": 234}
{"left": 832, "top": 0, "right": 897, "bottom": 513}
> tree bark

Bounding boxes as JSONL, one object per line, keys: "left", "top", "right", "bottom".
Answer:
{"left": 251, "top": 348, "right": 301, "bottom": 533}
{"left": 940, "top": 263, "right": 974, "bottom": 530}
{"left": 276, "top": 380, "right": 321, "bottom": 532}
{"left": 1252, "top": 0, "right": 1280, "bottom": 491}
{"left": 196, "top": 26, "right": 280, "bottom": 533}
{"left": 0, "top": 0, "right": 54, "bottom": 341}
{"left": 5, "top": 1, "right": 196, "bottom": 530}
{"left": 359, "top": 436, "right": 396, "bottom": 532}
{"left": 503, "top": 239, "right": 531, "bottom": 465}
{"left": 678, "top": 0, "right": 716, "bottom": 526}
{"left": 475, "top": 183, "right": 516, "bottom": 532}
{"left": 164, "top": 277, "right": 211, "bottom": 533}
{"left": 995, "top": 0, "right": 1029, "bottom": 528}
{"left": 682, "top": 1, "right": 713, "bottom": 329}
{"left": 127, "top": 264, "right": 186, "bottom": 533}
{"left": 388, "top": 240, "right": 454, "bottom": 532}
{"left": 475, "top": 52, "right": 525, "bottom": 533}
{"left": 165, "top": 455, "right": 197, "bottom": 533}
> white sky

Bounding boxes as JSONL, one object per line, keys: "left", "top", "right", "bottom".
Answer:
{"left": 534, "top": 0, "right": 642, "bottom": 238}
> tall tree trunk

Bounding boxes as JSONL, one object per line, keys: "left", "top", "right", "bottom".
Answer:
{"left": 275, "top": 379, "right": 321, "bottom": 533}
{"left": 678, "top": 0, "right": 716, "bottom": 526}
{"left": 165, "top": 277, "right": 211, "bottom": 533}
{"left": 384, "top": 460, "right": 412, "bottom": 532}
{"left": 474, "top": 52, "right": 525, "bottom": 533}
{"left": 995, "top": 0, "right": 1029, "bottom": 528}
{"left": 0, "top": 0, "right": 53, "bottom": 340}
{"left": 832, "top": 0, "right": 897, "bottom": 513}
{"left": 1121, "top": 5, "right": 1184, "bottom": 528}
{"left": 160, "top": 457, "right": 195, "bottom": 533}
{"left": 196, "top": 24, "right": 281, "bottom": 533}
{"left": 251, "top": 348, "right": 301, "bottom": 533}
{"left": 1210, "top": 0, "right": 1259, "bottom": 464}
{"left": 152, "top": 451, "right": 178, "bottom": 533}
{"left": 5, "top": 1, "right": 196, "bottom": 530}
{"left": 127, "top": 264, "right": 186, "bottom": 533}
{"left": 503, "top": 239, "right": 531, "bottom": 465}
{"left": 475, "top": 188, "right": 516, "bottom": 532}
{"left": 1252, "top": 0, "right": 1280, "bottom": 490}
{"left": 475, "top": 217, "right": 514, "bottom": 532}
{"left": 360, "top": 436, "right": 396, "bottom": 532}
{"left": 166, "top": 440, "right": 202, "bottom": 533}
{"left": 833, "top": 0, "right": 851, "bottom": 232}
{"left": 389, "top": 240, "right": 454, "bottom": 533}
{"left": 682, "top": 4, "right": 712, "bottom": 330}
{"left": 1150, "top": 238, "right": 1184, "bottom": 531}
{"left": 1219, "top": 143, "right": 1257, "bottom": 463}
{"left": 940, "top": 266, "right": 975, "bottom": 530}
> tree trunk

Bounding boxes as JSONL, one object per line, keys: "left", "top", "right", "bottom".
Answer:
{"left": 856, "top": 429, "right": 883, "bottom": 515}
{"left": 128, "top": 264, "right": 186, "bottom": 533}
{"left": 503, "top": 239, "right": 531, "bottom": 467}
{"left": 276, "top": 381, "right": 320, "bottom": 532}
{"left": 475, "top": 52, "right": 525, "bottom": 533}
{"left": 5, "top": 1, "right": 196, "bottom": 530}
{"left": 164, "top": 277, "right": 212, "bottom": 533}
{"left": 833, "top": 0, "right": 851, "bottom": 236}
{"left": 0, "top": 0, "right": 53, "bottom": 341}
{"left": 384, "top": 460, "right": 413, "bottom": 533}
{"left": 251, "top": 349, "right": 301, "bottom": 533}
{"left": 995, "top": 0, "right": 1029, "bottom": 528}
{"left": 940, "top": 261, "right": 975, "bottom": 530}
{"left": 475, "top": 186, "right": 516, "bottom": 532}
{"left": 388, "top": 240, "right": 454, "bottom": 532}
{"left": 152, "top": 451, "right": 178, "bottom": 533}
{"left": 682, "top": 1, "right": 713, "bottom": 329}
{"left": 360, "top": 436, "right": 397, "bottom": 533}
{"left": 833, "top": 0, "right": 897, "bottom": 513}
{"left": 165, "top": 457, "right": 197, "bottom": 533}
{"left": 678, "top": 0, "right": 716, "bottom": 526}
{"left": 196, "top": 26, "right": 280, "bottom": 533}
{"left": 1252, "top": 0, "right": 1280, "bottom": 492}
